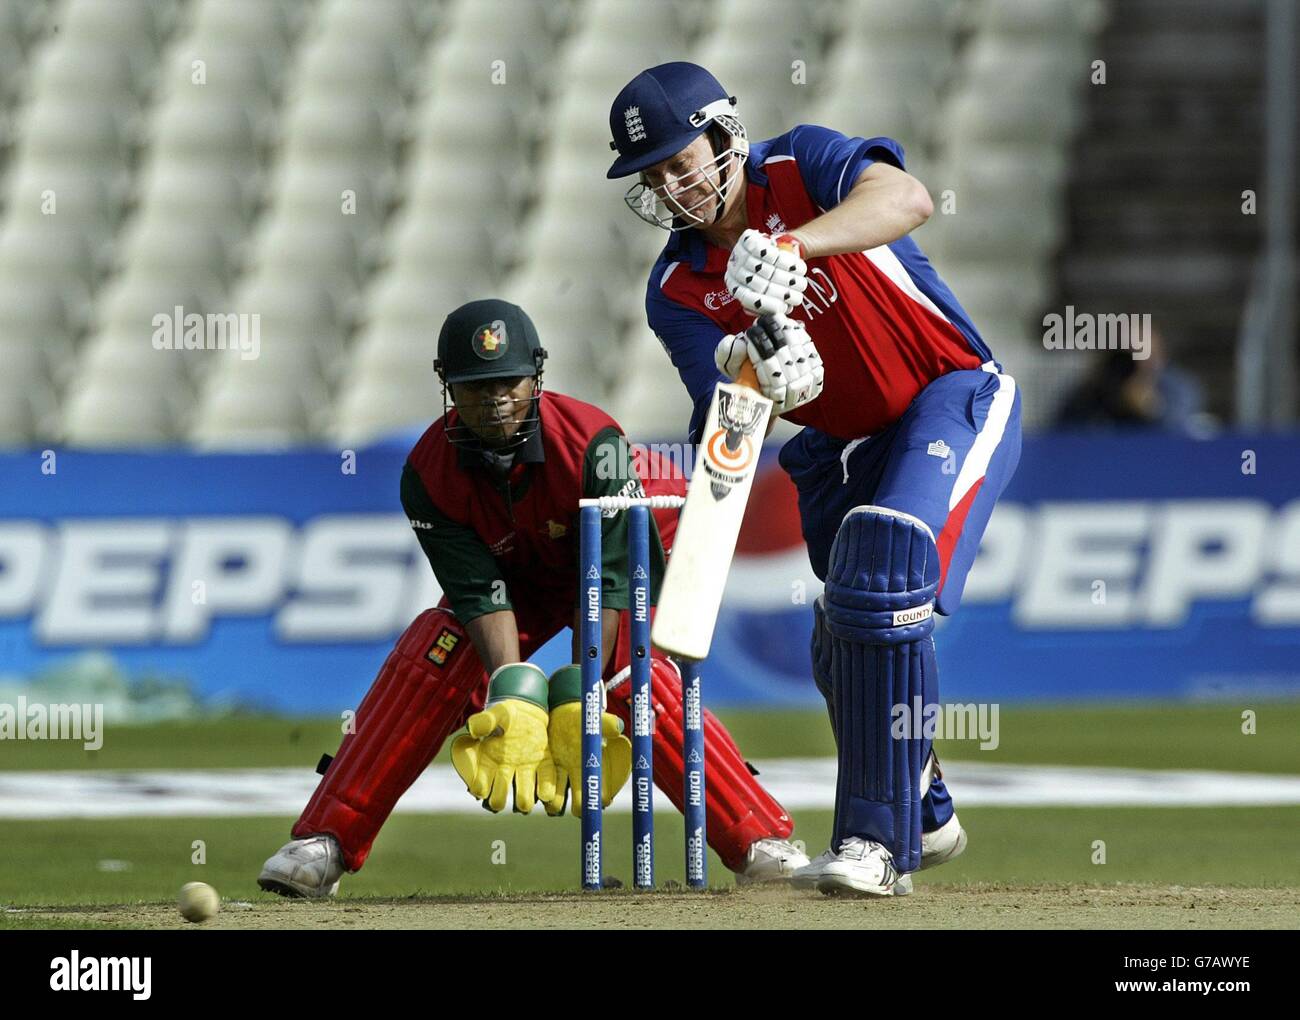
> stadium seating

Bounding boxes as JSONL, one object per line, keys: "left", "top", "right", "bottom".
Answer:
{"left": 0, "top": 0, "right": 1104, "bottom": 448}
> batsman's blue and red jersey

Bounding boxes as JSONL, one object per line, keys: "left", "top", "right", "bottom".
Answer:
{"left": 646, "top": 124, "right": 995, "bottom": 446}
{"left": 644, "top": 123, "right": 1022, "bottom": 613}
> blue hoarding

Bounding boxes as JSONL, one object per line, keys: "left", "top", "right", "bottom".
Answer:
{"left": 0, "top": 434, "right": 1295, "bottom": 710}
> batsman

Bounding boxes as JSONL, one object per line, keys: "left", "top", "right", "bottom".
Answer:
{"left": 258, "top": 298, "right": 808, "bottom": 896}
{"left": 607, "top": 64, "right": 1024, "bottom": 896}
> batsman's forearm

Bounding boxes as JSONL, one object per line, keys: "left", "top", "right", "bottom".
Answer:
{"left": 789, "top": 165, "right": 933, "bottom": 259}
{"left": 571, "top": 607, "right": 621, "bottom": 670}
{"left": 465, "top": 610, "right": 522, "bottom": 674}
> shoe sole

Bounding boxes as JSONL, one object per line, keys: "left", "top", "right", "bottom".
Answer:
{"left": 734, "top": 869, "right": 807, "bottom": 886}
{"left": 815, "top": 873, "right": 912, "bottom": 898}
{"left": 919, "top": 827, "right": 968, "bottom": 871}
{"left": 257, "top": 875, "right": 338, "bottom": 899}
{"left": 258, "top": 876, "right": 308, "bottom": 898}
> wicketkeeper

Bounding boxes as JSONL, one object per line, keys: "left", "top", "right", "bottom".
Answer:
{"left": 258, "top": 298, "right": 808, "bottom": 896}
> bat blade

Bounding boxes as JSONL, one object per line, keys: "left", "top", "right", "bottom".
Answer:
{"left": 651, "top": 369, "right": 772, "bottom": 660}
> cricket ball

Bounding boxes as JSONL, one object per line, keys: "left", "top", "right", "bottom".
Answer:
{"left": 178, "top": 881, "right": 220, "bottom": 923}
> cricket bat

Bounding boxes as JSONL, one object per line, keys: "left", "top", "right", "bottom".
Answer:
{"left": 651, "top": 328, "right": 776, "bottom": 661}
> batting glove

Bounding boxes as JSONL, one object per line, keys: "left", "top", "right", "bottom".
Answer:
{"left": 725, "top": 229, "right": 810, "bottom": 317}
{"left": 450, "top": 663, "right": 551, "bottom": 814}
{"left": 715, "top": 316, "right": 824, "bottom": 416}
{"left": 539, "top": 665, "right": 631, "bottom": 818}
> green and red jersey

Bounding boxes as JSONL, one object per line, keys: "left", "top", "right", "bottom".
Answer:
{"left": 402, "top": 391, "right": 680, "bottom": 626}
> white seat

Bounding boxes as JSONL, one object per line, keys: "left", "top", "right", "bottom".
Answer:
{"left": 410, "top": 88, "right": 527, "bottom": 158}
{"left": 847, "top": 0, "right": 957, "bottom": 38}
{"left": 316, "top": 0, "right": 426, "bottom": 68}
{"left": 272, "top": 161, "right": 389, "bottom": 243}
{"left": 944, "top": 87, "right": 1079, "bottom": 151}
{"left": 712, "top": 0, "right": 814, "bottom": 40}
{"left": 0, "top": 0, "right": 46, "bottom": 53}
{"left": 824, "top": 37, "right": 952, "bottom": 104}
{"left": 187, "top": 0, "right": 300, "bottom": 54}
{"left": 807, "top": 91, "right": 934, "bottom": 152}
{"left": 208, "top": 322, "right": 338, "bottom": 388}
{"left": 5, "top": 165, "right": 126, "bottom": 243}
{"left": 158, "top": 44, "right": 281, "bottom": 109}
{"left": 559, "top": 34, "right": 689, "bottom": 106}
{"left": 16, "top": 98, "right": 134, "bottom": 167}
{"left": 121, "top": 218, "right": 233, "bottom": 293}
{"left": 423, "top": 39, "right": 548, "bottom": 106}
{"left": 137, "top": 162, "right": 257, "bottom": 237}
{"left": 387, "top": 195, "right": 514, "bottom": 279}
{"left": 333, "top": 374, "right": 439, "bottom": 445}
{"left": 234, "top": 275, "right": 351, "bottom": 339}
{"left": 0, "top": 31, "right": 25, "bottom": 105}
{"left": 59, "top": 0, "right": 170, "bottom": 53}
{"left": 442, "top": 0, "right": 558, "bottom": 51}
{"left": 190, "top": 377, "right": 316, "bottom": 448}
{"left": 94, "top": 273, "right": 212, "bottom": 339}
{"left": 0, "top": 278, "right": 74, "bottom": 343}
{"left": 248, "top": 216, "right": 364, "bottom": 297}
{"left": 980, "top": 0, "right": 1106, "bottom": 38}
{"left": 280, "top": 95, "right": 397, "bottom": 173}
{"left": 151, "top": 96, "right": 265, "bottom": 175}
{"left": 78, "top": 327, "right": 195, "bottom": 389}
{"left": 0, "top": 372, "right": 55, "bottom": 447}
{"left": 0, "top": 222, "right": 100, "bottom": 296}
{"left": 27, "top": 42, "right": 147, "bottom": 104}
{"left": 962, "top": 39, "right": 1086, "bottom": 110}
{"left": 522, "top": 205, "right": 642, "bottom": 287}
{"left": 502, "top": 272, "right": 623, "bottom": 396}
{"left": 295, "top": 35, "right": 406, "bottom": 102}
{"left": 548, "top": 87, "right": 624, "bottom": 157}
{"left": 405, "top": 152, "right": 522, "bottom": 233}
{"left": 364, "top": 267, "right": 490, "bottom": 335}
{"left": 63, "top": 381, "right": 181, "bottom": 446}
{"left": 586, "top": 0, "right": 692, "bottom": 49}
{"left": 606, "top": 331, "right": 697, "bottom": 441}
{"left": 693, "top": 38, "right": 812, "bottom": 139}
{"left": 348, "top": 320, "right": 436, "bottom": 381}
{"left": 941, "top": 260, "right": 1051, "bottom": 325}
{"left": 0, "top": 336, "right": 57, "bottom": 395}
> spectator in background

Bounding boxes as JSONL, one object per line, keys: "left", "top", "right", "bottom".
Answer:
{"left": 1054, "top": 324, "right": 1210, "bottom": 433}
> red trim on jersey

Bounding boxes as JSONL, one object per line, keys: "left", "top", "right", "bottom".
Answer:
{"left": 659, "top": 158, "right": 983, "bottom": 440}
{"left": 936, "top": 477, "right": 984, "bottom": 595}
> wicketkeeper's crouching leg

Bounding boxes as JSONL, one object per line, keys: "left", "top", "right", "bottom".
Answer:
{"left": 260, "top": 605, "right": 808, "bottom": 897}
{"left": 259, "top": 607, "right": 487, "bottom": 897}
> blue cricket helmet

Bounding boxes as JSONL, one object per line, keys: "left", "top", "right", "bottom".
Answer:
{"left": 607, "top": 62, "right": 749, "bottom": 231}
{"left": 606, "top": 62, "right": 740, "bottom": 179}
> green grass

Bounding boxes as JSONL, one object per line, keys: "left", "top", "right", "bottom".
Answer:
{"left": 3, "top": 703, "right": 1294, "bottom": 774}
{"left": 1, "top": 807, "right": 1297, "bottom": 908}
{"left": 1, "top": 704, "right": 1296, "bottom": 910}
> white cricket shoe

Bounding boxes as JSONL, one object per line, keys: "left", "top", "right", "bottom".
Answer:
{"left": 920, "top": 813, "right": 967, "bottom": 871}
{"left": 790, "top": 846, "right": 838, "bottom": 890}
{"left": 734, "top": 838, "right": 812, "bottom": 884}
{"left": 809, "top": 837, "right": 912, "bottom": 897}
{"left": 258, "top": 835, "right": 344, "bottom": 898}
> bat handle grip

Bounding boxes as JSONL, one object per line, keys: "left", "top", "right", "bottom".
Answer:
{"left": 736, "top": 359, "right": 762, "bottom": 392}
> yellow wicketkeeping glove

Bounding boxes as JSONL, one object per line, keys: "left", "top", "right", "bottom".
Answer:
{"left": 540, "top": 664, "right": 631, "bottom": 817}
{"left": 451, "top": 663, "right": 551, "bottom": 814}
